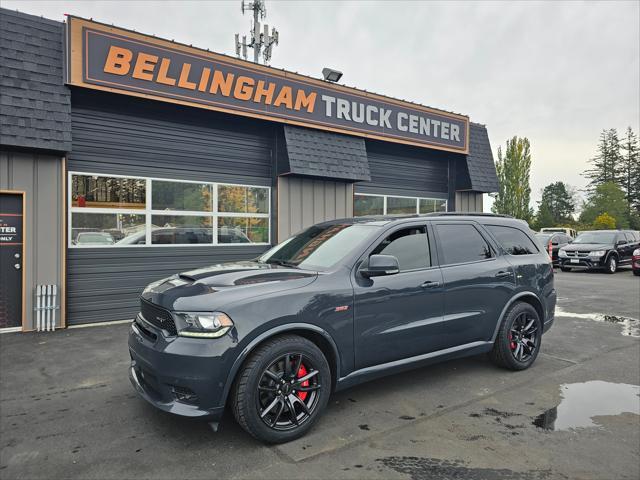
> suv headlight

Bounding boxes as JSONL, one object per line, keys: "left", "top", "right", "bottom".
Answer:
{"left": 633, "top": 248, "right": 640, "bottom": 256}
{"left": 558, "top": 249, "right": 568, "bottom": 257}
{"left": 589, "top": 250, "right": 606, "bottom": 257}
{"left": 174, "top": 312, "right": 234, "bottom": 338}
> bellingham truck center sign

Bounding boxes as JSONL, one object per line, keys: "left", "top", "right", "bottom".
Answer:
{"left": 66, "top": 17, "right": 469, "bottom": 154}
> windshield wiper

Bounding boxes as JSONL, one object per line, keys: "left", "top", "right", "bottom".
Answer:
{"left": 264, "top": 259, "right": 299, "bottom": 268}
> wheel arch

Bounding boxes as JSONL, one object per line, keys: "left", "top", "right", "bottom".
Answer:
{"left": 490, "top": 292, "right": 545, "bottom": 343}
{"left": 220, "top": 323, "right": 341, "bottom": 407}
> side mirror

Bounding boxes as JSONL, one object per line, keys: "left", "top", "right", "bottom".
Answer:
{"left": 361, "top": 254, "right": 400, "bottom": 278}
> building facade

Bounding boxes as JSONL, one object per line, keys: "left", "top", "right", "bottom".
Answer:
{"left": 0, "top": 9, "right": 498, "bottom": 331}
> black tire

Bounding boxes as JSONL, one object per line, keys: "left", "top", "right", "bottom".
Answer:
{"left": 605, "top": 255, "right": 617, "bottom": 274}
{"left": 560, "top": 266, "right": 571, "bottom": 272}
{"left": 490, "top": 302, "right": 542, "bottom": 371}
{"left": 231, "top": 335, "right": 331, "bottom": 444}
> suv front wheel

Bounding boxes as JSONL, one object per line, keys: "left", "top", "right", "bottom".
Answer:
{"left": 490, "top": 302, "right": 542, "bottom": 371}
{"left": 605, "top": 255, "right": 617, "bottom": 274}
{"left": 231, "top": 335, "right": 331, "bottom": 444}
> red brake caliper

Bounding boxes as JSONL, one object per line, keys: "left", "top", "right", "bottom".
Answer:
{"left": 296, "top": 364, "right": 309, "bottom": 401}
{"left": 508, "top": 333, "right": 516, "bottom": 350}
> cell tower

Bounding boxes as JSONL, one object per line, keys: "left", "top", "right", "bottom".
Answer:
{"left": 235, "top": 0, "right": 279, "bottom": 65}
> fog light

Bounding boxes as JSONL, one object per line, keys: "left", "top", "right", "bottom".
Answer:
{"left": 171, "top": 386, "right": 198, "bottom": 404}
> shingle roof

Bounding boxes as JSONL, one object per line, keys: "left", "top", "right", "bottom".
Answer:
{"left": 465, "top": 123, "right": 499, "bottom": 193}
{"left": 0, "top": 8, "right": 71, "bottom": 152}
{"left": 283, "top": 125, "right": 371, "bottom": 182}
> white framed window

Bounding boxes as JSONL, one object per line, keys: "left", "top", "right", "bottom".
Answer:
{"left": 68, "top": 172, "right": 270, "bottom": 247}
{"left": 354, "top": 193, "right": 447, "bottom": 217}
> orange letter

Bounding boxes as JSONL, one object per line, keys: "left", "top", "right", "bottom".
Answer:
{"left": 209, "top": 70, "right": 234, "bottom": 96}
{"left": 103, "top": 45, "right": 132, "bottom": 75}
{"left": 253, "top": 80, "right": 276, "bottom": 105}
{"left": 156, "top": 58, "right": 176, "bottom": 86}
{"left": 178, "top": 63, "right": 197, "bottom": 90}
{"left": 294, "top": 90, "right": 316, "bottom": 113}
{"left": 132, "top": 52, "right": 158, "bottom": 81}
{"left": 198, "top": 67, "right": 211, "bottom": 92}
{"left": 234, "top": 76, "right": 255, "bottom": 101}
{"left": 273, "top": 86, "right": 293, "bottom": 109}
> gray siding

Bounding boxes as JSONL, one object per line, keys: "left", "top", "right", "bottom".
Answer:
{"left": 455, "top": 191, "right": 484, "bottom": 212}
{"left": 356, "top": 140, "right": 449, "bottom": 198}
{"left": 0, "top": 9, "right": 71, "bottom": 152}
{"left": 67, "top": 91, "right": 274, "bottom": 325}
{"left": 277, "top": 177, "right": 353, "bottom": 241}
{"left": 1, "top": 149, "right": 64, "bottom": 329}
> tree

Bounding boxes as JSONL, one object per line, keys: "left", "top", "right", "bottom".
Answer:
{"left": 592, "top": 213, "right": 617, "bottom": 230}
{"left": 579, "top": 182, "right": 629, "bottom": 228}
{"left": 536, "top": 182, "right": 576, "bottom": 226}
{"left": 583, "top": 129, "right": 622, "bottom": 192}
{"left": 491, "top": 136, "right": 533, "bottom": 222}
{"left": 533, "top": 201, "right": 555, "bottom": 230}
{"left": 619, "top": 126, "right": 640, "bottom": 214}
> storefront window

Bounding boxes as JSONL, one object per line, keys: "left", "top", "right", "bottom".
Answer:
{"left": 355, "top": 193, "right": 447, "bottom": 217}
{"left": 354, "top": 194, "right": 384, "bottom": 216}
{"left": 71, "top": 174, "right": 145, "bottom": 209}
{"left": 218, "top": 217, "right": 269, "bottom": 244}
{"left": 387, "top": 196, "right": 418, "bottom": 215}
{"left": 152, "top": 180, "right": 212, "bottom": 212}
{"left": 218, "top": 185, "right": 269, "bottom": 214}
{"left": 69, "top": 172, "right": 270, "bottom": 247}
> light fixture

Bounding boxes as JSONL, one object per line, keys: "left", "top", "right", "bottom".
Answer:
{"left": 322, "top": 67, "right": 343, "bottom": 83}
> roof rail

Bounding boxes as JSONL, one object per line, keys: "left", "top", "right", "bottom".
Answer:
{"left": 423, "top": 212, "right": 515, "bottom": 218}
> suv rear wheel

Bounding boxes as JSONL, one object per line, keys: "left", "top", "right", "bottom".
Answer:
{"left": 490, "top": 302, "right": 541, "bottom": 371}
{"left": 231, "top": 335, "right": 331, "bottom": 444}
{"left": 605, "top": 255, "right": 617, "bottom": 274}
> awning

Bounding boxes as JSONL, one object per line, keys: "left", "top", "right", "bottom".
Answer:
{"left": 282, "top": 125, "right": 371, "bottom": 182}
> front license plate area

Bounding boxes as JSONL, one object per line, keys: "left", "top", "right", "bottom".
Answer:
{"left": 570, "top": 258, "right": 580, "bottom": 264}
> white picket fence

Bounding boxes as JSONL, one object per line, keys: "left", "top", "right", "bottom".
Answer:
{"left": 35, "top": 285, "right": 58, "bottom": 332}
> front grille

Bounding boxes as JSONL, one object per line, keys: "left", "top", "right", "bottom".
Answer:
{"left": 565, "top": 251, "right": 589, "bottom": 257}
{"left": 140, "top": 299, "right": 177, "bottom": 336}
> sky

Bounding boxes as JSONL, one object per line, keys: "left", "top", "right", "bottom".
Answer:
{"left": 4, "top": 0, "right": 639, "bottom": 211}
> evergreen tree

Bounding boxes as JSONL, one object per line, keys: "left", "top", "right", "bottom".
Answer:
{"left": 583, "top": 129, "right": 622, "bottom": 192}
{"left": 491, "top": 136, "right": 533, "bottom": 222}
{"left": 534, "top": 201, "right": 555, "bottom": 230}
{"left": 579, "top": 182, "right": 629, "bottom": 229}
{"left": 619, "top": 126, "right": 640, "bottom": 213}
{"left": 537, "top": 182, "right": 576, "bottom": 225}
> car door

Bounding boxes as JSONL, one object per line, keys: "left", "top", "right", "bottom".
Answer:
{"left": 352, "top": 223, "right": 444, "bottom": 369}
{"left": 432, "top": 222, "right": 517, "bottom": 346}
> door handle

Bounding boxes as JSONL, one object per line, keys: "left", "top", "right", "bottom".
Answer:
{"left": 495, "top": 271, "right": 512, "bottom": 278}
{"left": 420, "top": 280, "right": 441, "bottom": 288}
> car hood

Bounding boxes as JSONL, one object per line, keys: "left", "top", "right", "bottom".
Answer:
{"left": 562, "top": 243, "right": 611, "bottom": 252}
{"left": 141, "top": 261, "right": 318, "bottom": 311}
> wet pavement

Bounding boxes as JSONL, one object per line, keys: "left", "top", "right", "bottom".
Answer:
{"left": 1, "top": 268, "right": 639, "bottom": 479}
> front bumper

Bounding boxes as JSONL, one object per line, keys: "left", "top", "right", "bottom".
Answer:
{"left": 559, "top": 257, "right": 605, "bottom": 269}
{"left": 128, "top": 315, "right": 233, "bottom": 421}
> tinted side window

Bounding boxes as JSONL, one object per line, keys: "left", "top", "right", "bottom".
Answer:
{"left": 371, "top": 226, "right": 430, "bottom": 271}
{"left": 435, "top": 224, "right": 493, "bottom": 265}
{"left": 625, "top": 232, "right": 635, "bottom": 243}
{"left": 487, "top": 225, "right": 539, "bottom": 255}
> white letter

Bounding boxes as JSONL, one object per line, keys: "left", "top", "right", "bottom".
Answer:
{"left": 419, "top": 117, "right": 430, "bottom": 136}
{"left": 397, "top": 112, "right": 408, "bottom": 132}
{"left": 337, "top": 98, "right": 351, "bottom": 120}
{"left": 431, "top": 119, "right": 440, "bottom": 137}
{"left": 321, "top": 95, "right": 335, "bottom": 117}
{"left": 451, "top": 124, "right": 460, "bottom": 142}
{"left": 352, "top": 102, "right": 364, "bottom": 123}
{"left": 441, "top": 121, "right": 450, "bottom": 139}
{"left": 366, "top": 105, "right": 378, "bottom": 126}
{"left": 380, "top": 108, "right": 392, "bottom": 128}
{"left": 409, "top": 114, "right": 419, "bottom": 134}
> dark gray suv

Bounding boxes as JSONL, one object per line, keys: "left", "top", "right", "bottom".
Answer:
{"left": 128, "top": 213, "right": 556, "bottom": 443}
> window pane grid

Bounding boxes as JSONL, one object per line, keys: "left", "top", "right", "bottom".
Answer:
{"left": 354, "top": 193, "right": 447, "bottom": 216}
{"left": 69, "top": 173, "right": 270, "bottom": 247}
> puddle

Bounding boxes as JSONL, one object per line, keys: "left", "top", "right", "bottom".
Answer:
{"left": 533, "top": 381, "right": 640, "bottom": 431}
{"left": 555, "top": 307, "right": 639, "bottom": 337}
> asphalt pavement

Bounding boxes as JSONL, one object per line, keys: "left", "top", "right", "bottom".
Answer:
{"left": 1, "top": 268, "right": 639, "bottom": 480}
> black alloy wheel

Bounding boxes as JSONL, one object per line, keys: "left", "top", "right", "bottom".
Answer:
{"left": 605, "top": 255, "right": 617, "bottom": 274}
{"left": 490, "top": 302, "right": 542, "bottom": 370}
{"left": 232, "top": 335, "right": 331, "bottom": 443}
{"left": 508, "top": 313, "right": 538, "bottom": 363}
{"left": 257, "top": 353, "right": 321, "bottom": 430}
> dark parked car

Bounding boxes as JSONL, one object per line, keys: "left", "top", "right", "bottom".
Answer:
{"left": 558, "top": 230, "right": 640, "bottom": 273}
{"left": 535, "top": 232, "right": 572, "bottom": 266}
{"left": 128, "top": 213, "right": 556, "bottom": 443}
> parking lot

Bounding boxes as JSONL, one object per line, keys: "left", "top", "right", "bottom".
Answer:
{"left": 1, "top": 268, "right": 639, "bottom": 480}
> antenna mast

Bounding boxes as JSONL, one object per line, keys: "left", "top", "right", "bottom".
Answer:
{"left": 235, "top": 0, "right": 279, "bottom": 65}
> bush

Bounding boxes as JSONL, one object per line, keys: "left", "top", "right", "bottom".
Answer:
{"left": 592, "top": 213, "right": 617, "bottom": 230}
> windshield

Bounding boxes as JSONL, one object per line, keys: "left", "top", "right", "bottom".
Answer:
{"left": 77, "top": 233, "right": 113, "bottom": 244}
{"left": 259, "top": 223, "right": 379, "bottom": 271}
{"left": 535, "top": 234, "right": 552, "bottom": 242}
{"left": 573, "top": 232, "right": 616, "bottom": 244}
